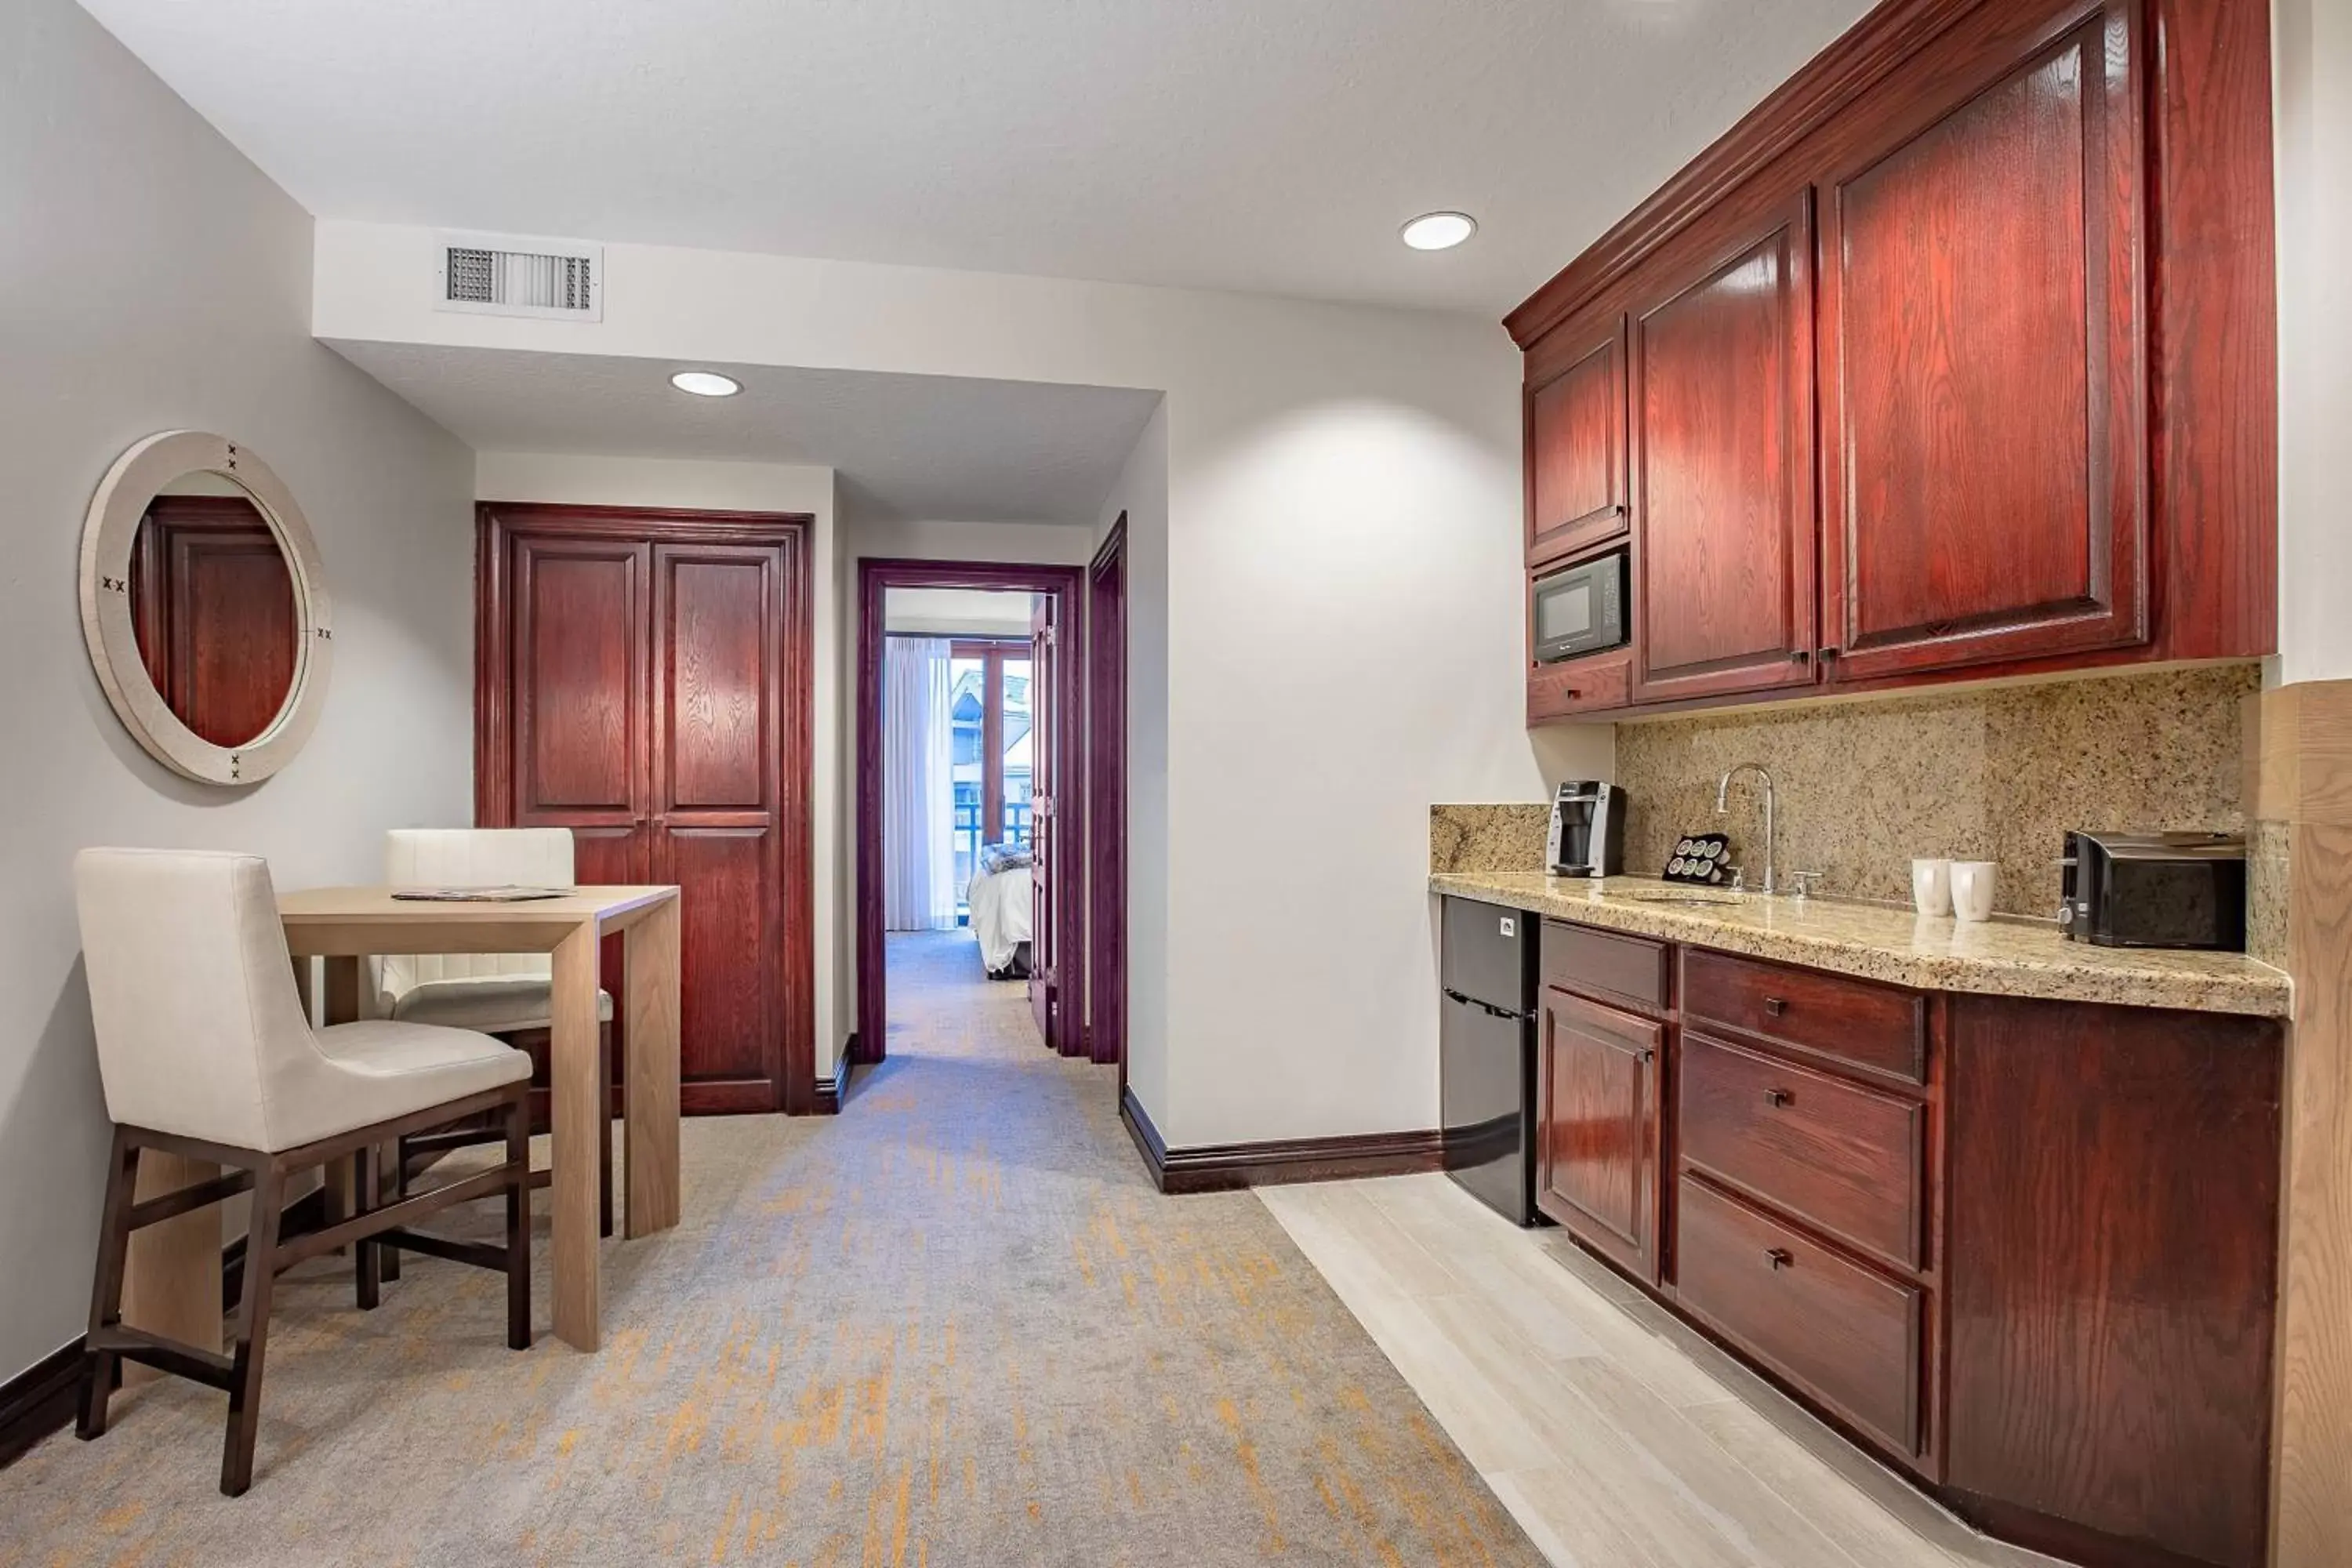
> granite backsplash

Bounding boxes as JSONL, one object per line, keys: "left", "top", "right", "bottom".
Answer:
{"left": 1609, "top": 664, "right": 2262, "bottom": 917}
{"left": 1430, "top": 803, "right": 1552, "bottom": 874}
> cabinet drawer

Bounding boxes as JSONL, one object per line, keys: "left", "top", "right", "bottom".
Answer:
{"left": 1681, "top": 949, "right": 1925, "bottom": 1083}
{"left": 1528, "top": 652, "right": 1630, "bottom": 721}
{"left": 1542, "top": 920, "right": 1667, "bottom": 1012}
{"left": 1676, "top": 1176, "right": 1922, "bottom": 1458}
{"left": 1679, "top": 1032, "right": 1925, "bottom": 1268}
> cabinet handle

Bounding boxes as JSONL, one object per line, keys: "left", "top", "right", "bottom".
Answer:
{"left": 1765, "top": 1247, "right": 1794, "bottom": 1271}
{"left": 1763, "top": 996, "right": 1787, "bottom": 1017}
{"left": 1764, "top": 1087, "right": 1792, "bottom": 1109}
{"left": 1820, "top": 647, "right": 1842, "bottom": 661}
{"left": 1639, "top": 1048, "right": 1657, "bottom": 1064}
{"left": 1789, "top": 649, "right": 1810, "bottom": 663}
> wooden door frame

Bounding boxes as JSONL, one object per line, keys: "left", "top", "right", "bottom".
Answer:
{"left": 855, "top": 557, "right": 1086, "bottom": 1065}
{"left": 474, "top": 502, "right": 818, "bottom": 1115}
{"left": 1087, "top": 517, "right": 1128, "bottom": 1080}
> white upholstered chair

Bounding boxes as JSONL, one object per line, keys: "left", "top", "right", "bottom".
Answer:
{"left": 72, "top": 848, "right": 534, "bottom": 1496}
{"left": 379, "top": 828, "right": 617, "bottom": 1238}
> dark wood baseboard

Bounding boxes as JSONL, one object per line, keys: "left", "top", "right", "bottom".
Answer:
{"left": 2, "top": 1183, "right": 333, "bottom": 1473}
{"left": 814, "top": 1055, "right": 858, "bottom": 1115}
{"left": 1120, "top": 1088, "right": 1444, "bottom": 1195}
{"left": 0, "top": 1339, "right": 83, "bottom": 1471}
{"left": 844, "top": 1029, "right": 881, "bottom": 1068}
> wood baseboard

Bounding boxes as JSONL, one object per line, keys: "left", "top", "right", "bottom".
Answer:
{"left": 1120, "top": 1088, "right": 1443, "bottom": 1195}
{"left": 814, "top": 1056, "right": 856, "bottom": 1115}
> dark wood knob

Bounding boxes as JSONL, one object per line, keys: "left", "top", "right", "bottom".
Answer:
{"left": 1766, "top": 1248, "right": 1794, "bottom": 1271}
{"left": 1790, "top": 648, "right": 1810, "bottom": 662}
{"left": 1764, "top": 996, "right": 1788, "bottom": 1017}
{"left": 1765, "top": 1087, "right": 1792, "bottom": 1108}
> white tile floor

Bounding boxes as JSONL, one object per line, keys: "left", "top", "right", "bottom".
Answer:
{"left": 1257, "top": 1173, "right": 2063, "bottom": 1568}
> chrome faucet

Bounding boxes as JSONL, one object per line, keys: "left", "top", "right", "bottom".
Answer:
{"left": 1715, "top": 762, "right": 1778, "bottom": 896}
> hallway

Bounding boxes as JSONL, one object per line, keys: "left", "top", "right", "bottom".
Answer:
{"left": 0, "top": 932, "right": 1535, "bottom": 1566}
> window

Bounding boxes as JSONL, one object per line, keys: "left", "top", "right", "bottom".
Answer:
{"left": 947, "top": 638, "right": 1033, "bottom": 915}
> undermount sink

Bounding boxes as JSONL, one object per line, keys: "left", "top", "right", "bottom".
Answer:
{"left": 1621, "top": 888, "right": 1747, "bottom": 906}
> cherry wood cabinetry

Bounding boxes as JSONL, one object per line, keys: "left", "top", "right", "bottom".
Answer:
{"left": 1532, "top": 915, "right": 2284, "bottom": 1567}
{"left": 1630, "top": 191, "right": 1820, "bottom": 705}
{"left": 477, "top": 504, "right": 815, "bottom": 1116}
{"left": 1526, "top": 318, "right": 1628, "bottom": 568}
{"left": 1537, "top": 985, "right": 1662, "bottom": 1285}
{"left": 1510, "top": 0, "right": 2274, "bottom": 722}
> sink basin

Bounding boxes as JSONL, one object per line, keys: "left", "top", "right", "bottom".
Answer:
{"left": 1621, "top": 888, "right": 1746, "bottom": 906}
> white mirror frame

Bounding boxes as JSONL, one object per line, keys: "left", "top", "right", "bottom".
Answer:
{"left": 78, "top": 431, "right": 333, "bottom": 786}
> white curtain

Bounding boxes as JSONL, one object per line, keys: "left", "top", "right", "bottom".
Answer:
{"left": 883, "top": 637, "right": 959, "bottom": 931}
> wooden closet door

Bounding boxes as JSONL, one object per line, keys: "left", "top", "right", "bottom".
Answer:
{"left": 652, "top": 542, "right": 792, "bottom": 1113}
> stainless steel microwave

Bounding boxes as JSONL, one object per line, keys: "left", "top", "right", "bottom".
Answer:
{"left": 1532, "top": 550, "right": 1628, "bottom": 662}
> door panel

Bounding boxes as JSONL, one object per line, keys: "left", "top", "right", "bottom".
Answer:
{"left": 1527, "top": 317, "right": 1629, "bottom": 566}
{"left": 1029, "top": 593, "right": 1058, "bottom": 1050}
{"left": 653, "top": 544, "right": 786, "bottom": 1110}
{"left": 1819, "top": 7, "right": 2147, "bottom": 679}
{"left": 134, "top": 502, "right": 299, "bottom": 750}
{"left": 514, "top": 538, "right": 649, "bottom": 825}
{"left": 1538, "top": 986, "right": 1662, "bottom": 1283}
{"left": 1630, "top": 192, "right": 1819, "bottom": 704}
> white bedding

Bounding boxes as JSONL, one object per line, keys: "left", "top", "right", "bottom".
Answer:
{"left": 967, "top": 864, "right": 1033, "bottom": 975}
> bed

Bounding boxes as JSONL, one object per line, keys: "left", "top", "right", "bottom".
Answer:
{"left": 967, "top": 851, "right": 1034, "bottom": 980}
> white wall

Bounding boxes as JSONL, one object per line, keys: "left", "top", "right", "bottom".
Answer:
{"left": 884, "top": 587, "right": 1039, "bottom": 637}
{"left": 0, "top": 0, "right": 477, "bottom": 1385}
{"left": 320, "top": 224, "right": 1611, "bottom": 1148}
{"left": 473, "top": 452, "right": 845, "bottom": 1070}
{"left": 2275, "top": 0, "right": 2352, "bottom": 684}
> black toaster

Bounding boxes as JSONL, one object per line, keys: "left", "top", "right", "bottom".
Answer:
{"left": 2057, "top": 830, "right": 2247, "bottom": 950}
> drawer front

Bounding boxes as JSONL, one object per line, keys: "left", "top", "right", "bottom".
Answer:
{"left": 1528, "top": 652, "right": 1631, "bottom": 721}
{"left": 1682, "top": 949, "right": 1925, "bottom": 1083}
{"left": 1542, "top": 920, "right": 1668, "bottom": 1011}
{"left": 1679, "top": 1031, "right": 1926, "bottom": 1268}
{"left": 1676, "top": 1177, "right": 1922, "bottom": 1458}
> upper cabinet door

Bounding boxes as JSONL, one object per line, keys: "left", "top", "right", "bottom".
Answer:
{"left": 1631, "top": 191, "right": 1820, "bottom": 705}
{"left": 1526, "top": 316, "right": 1629, "bottom": 567}
{"left": 1817, "top": 2, "right": 2148, "bottom": 682}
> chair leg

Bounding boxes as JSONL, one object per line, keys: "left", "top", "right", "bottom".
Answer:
{"left": 353, "top": 1145, "right": 380, "bottom": 1312}
{"left": 504, "top": 1090, "right": 532, "bottom": 1352}
{"left": 220, "top": 1164, "right": 286, "bottom": 1497}
{"left": 383, "top": 1139, "right": 404, "bottom": 1283}
{"left": 77, "top": 1128, "right": 139, "bottom": 1442}
{"left": 598, "top": 1021, "right": 615, "bottom": 1240}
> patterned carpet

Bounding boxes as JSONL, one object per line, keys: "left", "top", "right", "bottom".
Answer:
{"left": 0, "top": 931, "right": 1541, "bottom": 1566}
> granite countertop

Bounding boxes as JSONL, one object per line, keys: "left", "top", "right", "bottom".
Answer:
{"left": 1430, "top": 870, "right": 2292, "bottom": 1018}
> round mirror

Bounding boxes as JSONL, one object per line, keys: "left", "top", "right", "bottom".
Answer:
{"left": 81, "top": 433, "right": 332, "bottom": 785}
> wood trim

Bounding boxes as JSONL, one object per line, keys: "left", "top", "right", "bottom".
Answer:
{"left": 813, "top": 1054, "right": 856, "bottom": 1115}
{"left": 1120, "top": 1088, "right": 1444, "bottom": 1195}
{"left": 0, "top": 1340, "right": 83, "bottom": 1472}
{"left": 1504, "top": 0, "right": 1983, "bottom": 346}
{"left": 1087, "top": 517, "right": 1129, "bottom": 1076}
{"left": 855, "top": 558, "right": 1086, "bottom": 1065}
{"left": 2256, "top": 679, "right": 2352, "bottom": 1568}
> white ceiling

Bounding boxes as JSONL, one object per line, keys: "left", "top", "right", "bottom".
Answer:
{"left": 82, "top": 0, "right": 1875, "bottom": 316}
{"left": 329, "top": 341, "right": 1162, "bottom": 524}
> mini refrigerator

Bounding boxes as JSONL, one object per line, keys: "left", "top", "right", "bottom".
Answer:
{"left": 1439, "top": 896, "right": 1541, "bottom": 1225}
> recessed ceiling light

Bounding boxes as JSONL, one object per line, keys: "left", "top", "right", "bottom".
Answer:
{"left": 1400, "top": 211, "right": 1478, "bottom": 251}
{"left": 670, "top": 370, "right": 741, "bottom": 397}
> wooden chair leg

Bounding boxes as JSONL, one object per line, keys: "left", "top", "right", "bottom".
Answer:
{"left": 220, "top": 1164, "right": 286, "bottom": 1497}
{"left": 76, "top": 1128, "right": 139, "bottom": 1442}
{"left": 504, "top": 1091, "right": 532, "bottom": 1352}
{"left": 598, "top": 1022, "right": 615, "bottom": 1240}
{"left": 383, "top": 1140, "right": 404, "bottom": 1283}
{"left": 353, "top": 1145, "right": 381, "bottom": 1312}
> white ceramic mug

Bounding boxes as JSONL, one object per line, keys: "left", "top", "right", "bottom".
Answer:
{"left": 1911, "top": 858, "right": 1952, "bottom": 917}
{"left": 1951, "top": 860, "right": 1998, "bottom": 923}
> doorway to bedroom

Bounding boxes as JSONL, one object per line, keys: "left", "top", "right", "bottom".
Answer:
{"left": 855, "top": 558, "right": 1103, "bottom": 1094}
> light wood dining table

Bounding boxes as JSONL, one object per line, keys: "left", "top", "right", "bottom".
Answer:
{"left": 119, "top": 884, "right": 682, "bottom": 1360}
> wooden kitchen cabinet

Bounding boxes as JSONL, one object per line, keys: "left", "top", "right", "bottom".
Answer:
{"left": 1816, "top": 1, "right": 2150, "bottom": 681}
{"left": 1537, "top": 985, "right": 1661, "bottom": 1285}
{"left": 1525, "top": 317, "right": 1628, "bottom": 568}
{"left": 1627, "top": 188, "right": 1819, "bottom": 706}
{"left": 1508, "top": 0, "right": 2274, "bottom": 725}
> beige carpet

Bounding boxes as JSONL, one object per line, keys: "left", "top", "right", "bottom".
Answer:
{"left": 0, "top": 931, "right": 1543, "bottom": 1566}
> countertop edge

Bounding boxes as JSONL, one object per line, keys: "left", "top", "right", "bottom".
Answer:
{"left": 1431, "top": 873, "right": 2292, "bottom": 1020}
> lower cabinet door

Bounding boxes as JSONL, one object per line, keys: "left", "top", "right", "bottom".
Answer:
{"left": 1538, "top": 987, "right": 1662, "bottom": 1283}
{"left": 1675, "top": 1176, "right": 1922, "bottom": 1460}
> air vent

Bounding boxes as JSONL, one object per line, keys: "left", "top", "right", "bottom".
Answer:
{"left": 433, "top": 231, "right": 603, "bottom": 321}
